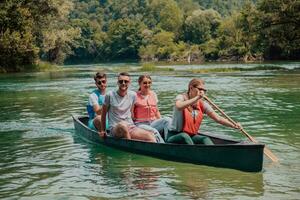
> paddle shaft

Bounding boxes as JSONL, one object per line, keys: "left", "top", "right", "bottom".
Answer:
{"left": 203, "top": 95, "right": 279, "bottom": 162}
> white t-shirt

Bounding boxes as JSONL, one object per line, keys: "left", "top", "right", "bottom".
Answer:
{"left": 170, "top": 94, "right": 213, "bottom": 132}
{"left": 104, "top": 90, "right": 136, "bottom": 130}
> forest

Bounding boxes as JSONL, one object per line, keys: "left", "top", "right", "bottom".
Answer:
{"left": 0, "top": 0, "right": 299, "bottom": 72}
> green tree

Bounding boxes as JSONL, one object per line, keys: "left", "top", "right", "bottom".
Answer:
{"left": 106, "top": 19, "right": 145, "bottom": 59}
{"left": 152, "top": 31, "right": 176, "bottom": 59}
{"left": 217, "top": 13, "right": 246, "bottom": 60}
{"left": 255, "top": 0, "right": 300, "bottom": 59}
{"left": 38, "top": 1, "right": 80, "bottom": 64}
{"left": 0, "top": 30, "right": 38, "bottom": 72}
{"left": 0, "top": 1, "right": 38, "bottom": 71}
{"left": 42, "top": 28, "right": 81, "bottom": 64}
{"left": 148, "top": 0, "right": 183, "bottom": 36}
{"left": 139, "top": 31, "right": 176, "bottom": 61}
{"left": 176, "top": 0, "right": 201, "bottom": 16}
{"left": 170, "top": 42, "right": 204, "bottom": 62}
{"left": 67, "top": 0, "right": 106, "bottom": 63}
{"left": 183, "top": 9, "right": 221, "bottom": 44}
{"left": 216, "top": 5, "right": 263, "bottom": 62}
{"left": 0, "top": 0, "right": 77, "bottom": 71}
{"left": 238, "top": 2, "right": 262, "bottom": 61}
{"left": 200, "top": 39, "right": 219, "bottom": 60}
{"left": 103, "top": 0, "right": 148, "bottom": 22}
{"left": 194, "top": 0, "right": 256, "bottom": 16}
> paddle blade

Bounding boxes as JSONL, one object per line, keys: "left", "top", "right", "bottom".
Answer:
{"left": 264, "top": 146, "right": 279, "bottom": 162}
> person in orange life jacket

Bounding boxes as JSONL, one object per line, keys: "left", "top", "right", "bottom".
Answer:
{"left": 99, "top": 72, "right": 156, "bottom": 143}
{"left": 132, "top": 74, "right": 171, "bottom": 141}
{"left": 167, "top": 78, "right": 242, "bottom": 145}
{"left": 87, "top": 72, "right": 108, "bottom": 135}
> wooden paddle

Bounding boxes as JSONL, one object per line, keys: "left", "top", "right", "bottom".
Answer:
{"left": 203, "top": 95, "right": 279, "bottom": 162}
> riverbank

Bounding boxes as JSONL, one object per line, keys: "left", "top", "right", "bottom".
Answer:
{"left": 83, "top": 62, "right": 300, "bottom": 75}
{"left": 139, "top": 62, "right": 293, "bottom": 73}
{"left": 0, "top": 61, "right": 60, "bottom": 73}
{"left": 1, "top": 61, "right": 300, "bottom": 74}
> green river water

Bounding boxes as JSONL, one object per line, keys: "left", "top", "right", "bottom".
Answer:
{"left": 0, "top": 63, "right": 299, "bottom": 199}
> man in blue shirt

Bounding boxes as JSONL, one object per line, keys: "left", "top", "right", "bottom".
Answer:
{"left": 87, "top": 72, "right": 107, "bottom": 132}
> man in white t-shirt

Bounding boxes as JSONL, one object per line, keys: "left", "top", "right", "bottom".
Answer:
{"left": 87, "top": 72, "right": 108, "bottom": 132}
{"left": 99, "top": 72, "right": 156, "bottom": 142}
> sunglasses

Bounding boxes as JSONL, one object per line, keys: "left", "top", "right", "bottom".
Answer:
{"left": 143, "top": 81, "right": 152, "bottom": 85}
{"left": 118, "top": 80, "right": 129, "bottom": 84}
{"left": 97, "top": 80, "right": 106, "bottom": 85}
{"left": 195, "top": 86, "right": 207, "bottom": 92}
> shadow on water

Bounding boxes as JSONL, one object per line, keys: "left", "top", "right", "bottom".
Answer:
{"left": 72, "top": 132, "right": 264, "bottom": 199}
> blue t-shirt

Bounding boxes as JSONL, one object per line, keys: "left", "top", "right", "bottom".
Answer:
{"left": 87, "top": 89, "right": 105, "bottom": 119}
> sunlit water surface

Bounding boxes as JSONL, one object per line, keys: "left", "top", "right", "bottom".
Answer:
{"left": 0, "top": 63, "right": 299, "bottom": 199}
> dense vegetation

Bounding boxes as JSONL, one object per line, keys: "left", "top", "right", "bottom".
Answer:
{"left": 0, "top": 0, "right": 299, "bottom": 72}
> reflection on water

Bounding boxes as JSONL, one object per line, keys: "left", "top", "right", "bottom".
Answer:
{"left": 0, "top": 64, "right": 299, "bottom": 199}
{"left": 73, "top": 135, "right": 264, "bottom": 199}
{"left": 169, "top": 166, "right": 264, "bottom": 199}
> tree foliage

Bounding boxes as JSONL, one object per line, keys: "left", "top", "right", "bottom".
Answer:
{"left": 106, "top": 19, "right": 145, "bottom": 60}
{"left": 139, "top": 31, "right": 176, "bottom": 60}
{"left": 0, "top": 1, "right": 38, "bottom": 71}
{"left": 216, "top": 3, "right": 263, "bottom": 62}
{"left": 255, "top": 0, "right": 300, "bottom": 59}
{"left": 0, "top": 0, "right": 76, "bottom": 71}
{"left": 68, "top": 0, "right": 106, "bottom": 63}
{"left": 193, "top": 0, "right": 256, "bottom": 16}
{"left": 0, "top": 0, "right": 299, "bottom": 72}
{"left": 148, "top": 0, "right": 184, "bottom": 35}
{"left": 183, "top": 9, "right": 221, "bottom": 44}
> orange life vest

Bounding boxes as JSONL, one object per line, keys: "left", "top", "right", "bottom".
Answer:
{"left": 182, "top": 97, "right": 204, "bottom": 136}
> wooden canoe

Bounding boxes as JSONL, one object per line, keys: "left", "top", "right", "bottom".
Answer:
{"left": 72, "top": 115, "right": 264, "bottom": 172}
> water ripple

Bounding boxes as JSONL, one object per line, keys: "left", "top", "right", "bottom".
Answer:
{"left": 0, "top": 66, "right": 300, "bottom": 199}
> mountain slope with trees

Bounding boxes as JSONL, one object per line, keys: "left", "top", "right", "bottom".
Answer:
{"left": 0, "top": 0, "right": 299, "bottom": 72}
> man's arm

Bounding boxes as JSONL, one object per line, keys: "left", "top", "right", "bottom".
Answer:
{"left": 93, "top": 104, "right": 102, "bottom": 115}
{"left": 99, "top": 105, "right": 107, "bottom": 137}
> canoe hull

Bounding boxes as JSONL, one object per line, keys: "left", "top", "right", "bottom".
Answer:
{"left": 73, "top": 115, "right": 264, "bottom": 172}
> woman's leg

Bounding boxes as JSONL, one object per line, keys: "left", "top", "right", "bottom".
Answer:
{"left": 150, "top": 117, "right": 172, "bottom": 140}
{"left": 137, "top": 124, "right": 165, "bottom": 143}
{"left": 192, "top": 135, "right": 214, "bottom": 145}
{"left": 167, "top": 132, "right": 194, "bottom": 144}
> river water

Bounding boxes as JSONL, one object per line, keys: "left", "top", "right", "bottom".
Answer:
{"left": 0, "top": 63, "right": 299, "bottom": 199}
